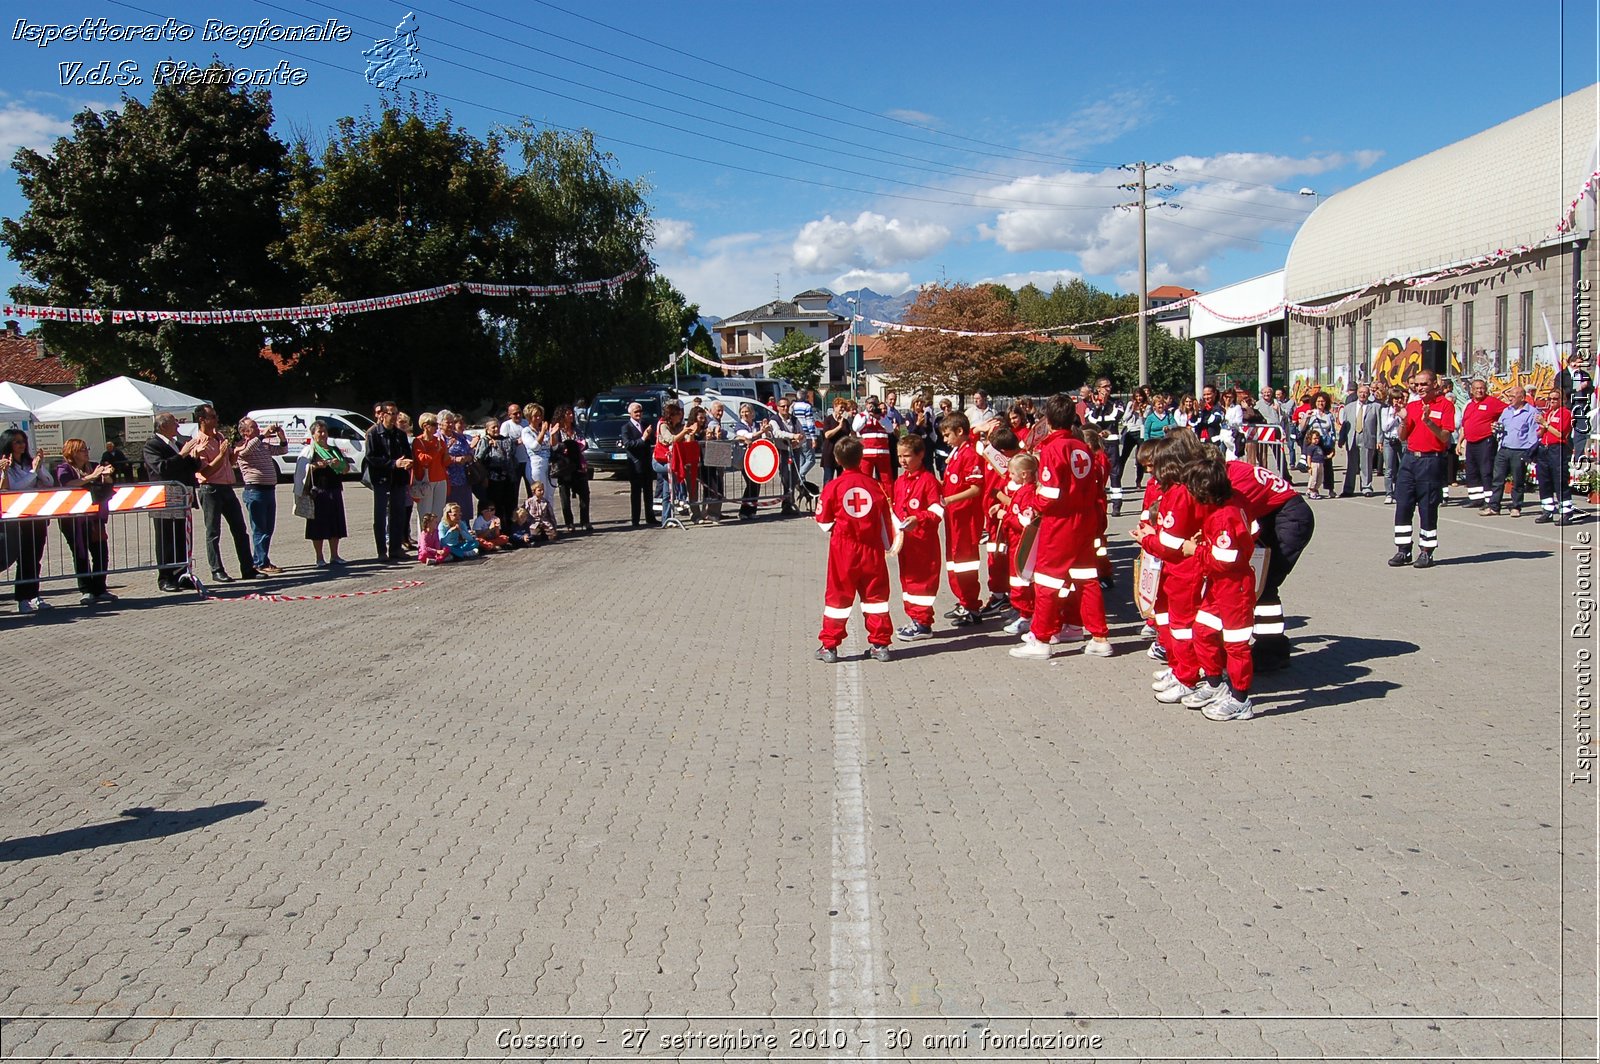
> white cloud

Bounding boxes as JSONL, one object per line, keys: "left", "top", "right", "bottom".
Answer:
{"left": 830, "top": 269, "right": 914, "bottom": 294}
{"left": 1165, "top": 150, "right": 1385, "bottom": 185}
{"left": 650, "top": 218, "right": 695, "bottom": 254}
{"left": 1023, "top": 90, "right": 1160, "bottom": 154}
{"left": 792, "top": 211, "right": 951, "bottom": 272}
{"left": 884, "top": 108, "right": 936, "bottom": 126}
{"left": 0, "top": 104, "right": 71, "bottom": 157}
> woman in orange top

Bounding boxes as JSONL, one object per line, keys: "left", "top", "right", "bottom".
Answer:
{"left": 411, "top": 411, "right": 449, "bottom": 542}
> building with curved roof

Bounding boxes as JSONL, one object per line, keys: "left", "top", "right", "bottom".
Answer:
{"left": 1283, "top": 83, "right": 1597, "bottom": 401}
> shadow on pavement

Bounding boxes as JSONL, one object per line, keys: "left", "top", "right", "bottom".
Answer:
{"left": 1251, "top": 634, "right": 1418, "bottom": 716}
{"left": 1433, "top": 549, "right": 1553, "bottom": 566}
{"left": 0, "top": 801, "right": 266, "bottom": 862}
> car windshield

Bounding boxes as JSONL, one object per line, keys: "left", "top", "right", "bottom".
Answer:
{"left": 590, "top": 397, "right": 661, "bottom": 419}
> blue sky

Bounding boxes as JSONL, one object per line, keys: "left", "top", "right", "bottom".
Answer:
{"left": 0, "top": 0, "right": 1596, "bottom": 324}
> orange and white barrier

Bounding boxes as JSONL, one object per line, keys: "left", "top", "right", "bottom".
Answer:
{"left": 0, "top": 483, "right": 176, "bottom": 520}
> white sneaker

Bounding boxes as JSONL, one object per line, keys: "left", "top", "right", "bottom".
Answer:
{"left": 1154, "top": 681, "right": 1195, "bottom": 704}
{"left": 1203, "top": 693, "right": 1256, "bottom": 721}
{"left": 1147, "top": 642, "right": 1167, "bottom": 661}
{"left": 95, "top": 591, "right": 118, "bottom": 603}
{"left": 1008, "top": 633, "right": 1056, "bottom": 659}
{"left": 1151, "top": 668, "right": 1176, "bottom": 690}
{"left": 1181, "top": 681, "right": 1225, "bottom": 709}
{"left": 1139, "top": 622, "right": 1156, "bottom": 638}
{"left": 1083, "top": 639, "right": 1113, "bottom": 657}
{"left": 1002, "top": 615, "right": 1029, "bottom": 635}
{"left": 78, "top": 592, "right": 96, "bottom": 606}
{"left": 17, "top": 597, "right": 50, "bottom": 614}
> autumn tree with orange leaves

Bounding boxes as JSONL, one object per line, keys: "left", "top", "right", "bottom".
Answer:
{"left": 877, "top": 282, "right": 1028, "bottom": 398}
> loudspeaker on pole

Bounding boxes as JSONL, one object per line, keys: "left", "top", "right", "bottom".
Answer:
{"left": 1419, "top": 339, "right": 1447, "bottom": 375}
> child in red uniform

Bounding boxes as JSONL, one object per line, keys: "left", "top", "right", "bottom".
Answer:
{"left": 1083, "top": 429, "right": 1114, "bottom": 586}
{"left": 939, "top": 414, "right": 987, "bottom": 626}
{"left": 815, "top": 437, "right": 895, "bottom": 662}
{"left": 1178, "top": 449, "right": 1259, "bottom": 721}
{"left": 997, "top": 452, "right": 1041, "bottom": 636}
{"left": 1012, "top": 394, "right": 1112, "bottom": 659}
{"left": 1137, "top": 430, "right": 1208, "bottom": 698}
{"left": 979, "top": 425, "right": 1023, "bottom": 617}
{"left": 892, "top": 434, "right": 944, "bottom": 642}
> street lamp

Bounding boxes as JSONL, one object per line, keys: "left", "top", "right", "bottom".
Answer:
{"left": 846, "top": 296, "right": 858, "bottom": 402}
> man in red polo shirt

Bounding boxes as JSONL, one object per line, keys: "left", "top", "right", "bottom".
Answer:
{"left": 1389, "top": 370, "right": 1456, "bottom": 568}
{"left": 1534, "top": 388, "right": 1576, "bottom": 525}
{"left": 1458, "top": 378, "right": 1506, "bottom": 509}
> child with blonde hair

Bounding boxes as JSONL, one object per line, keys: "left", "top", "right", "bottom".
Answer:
{"left": 416, "top": 512, "right": 450, "bottom": 565}
{"left": 439, "top": 502, "right": 480, "bottom": 559}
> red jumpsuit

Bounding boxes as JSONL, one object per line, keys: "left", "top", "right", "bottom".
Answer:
{"left": 893, "top": 468, "right": 944, "bottom": 627}
{"left": 983, "top": 445, "right": 1020, "bottom": 596}
{"left": 942, "top": 441, "right": 986, "bottom": 612}
{"left": 1140, "top": 483, "right": 1204, "bottom": 686}
{"left": 857, "top": 414, "right": 893, "bottom": 493}
{"left": 1004, "top": 481, "right": 1039, "bottom": 620}
{"left": 1192, "top": 502, "right": 1257, "bottom": 694}
{"left": 1090, "top": 449, "right": 1112, "bottom": 580}
{"left": 1225, "top": 460, "right": 1297, "bottom": 640}
{"left": 816, "top": 468, "right": 894, "bottom": 649}
{"left": 1026, "top": 429, "right": 1107, "bottom": 641}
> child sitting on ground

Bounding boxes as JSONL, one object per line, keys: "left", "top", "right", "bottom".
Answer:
{"left": 472, "top": 502, "right": 514, "bottom": 551}
{"left": 505, "top": 506, "right": 536, "bottom": 548}
{"left": 439, "top": 502, "right": 481, "bottom": 560}
{"left": 526, "top": 481, "right": 559, "bottom": 542}
{"left": 417, "top": 512, "right": 450, "bottom": 565}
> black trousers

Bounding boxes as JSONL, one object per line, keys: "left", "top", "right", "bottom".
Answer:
{"left": 1487, "top": 446, "right": 1532, "bottom": 511}
{"left": 0, "top": 518, "right": 47, "bottom": 601}
{"left": 59, "top": 517, "right": 108, "bottom": 595}
{"left": 372, "top": 478, "right": 408, "bottom": 558}
{"left": 1393, "top": 452, "right": 1445, "bottom": 554}
{"left": 153, "top": 514, "right": 187, "bottom": 584}
{"left": 628, "top": 467, "right": 654, "bottom": 525}
{"left": 1252, "top": 494, "right": 1314, "bottom": 655}
{"left": 558, "top": 476, "right": 591, "bottom": 527}
{"left": 1101, "top": 438, "right": 1123, "bottom": 511}
{"left": 197, "top": 483, "right": 253, "bottom": 576}
{"left": 1536, "top": 442, "right": 1573, "bottom": 512}
{"left": 1116, "top": 434, "right": 1140, "bottom": 486}
{"left": 1463, "top": 437, "right": 1498, "bottom": 504}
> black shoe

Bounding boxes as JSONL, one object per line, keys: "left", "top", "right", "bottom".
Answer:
{"left": 158, "top": 580, "right": 183, "bottom": 593}
{"left": 949, "top": 607, "right": 983, "bottom": 627}
{"left": 1387, "top": 550, "right": 1412, "bottom": 567}
{"left": 241, "top": 568, "right": 260, "bottom": 580}
{"left": 1534, "top": 512, "right": 1555, "bottom": 524}
{"left": 943, "top": 606, "right": 963, "bottom": 619}
{"left": 1556, "top": 512, "right": 1580, "bottom": 526}
{"left": 978, "top": 594, "right": 1009, "bottom": 616}
{"left": 1111, "top": 503, "right": 1123, "bottom": 517}
{"left": 1412, "top": 549, "right": 1435, "bottom": 569}
{"left": 211, "top": 571, "right": 235, "bottom": 583}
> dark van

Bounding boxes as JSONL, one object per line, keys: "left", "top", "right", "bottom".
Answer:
{"left": 580, "top": 386, "right": 673, "bottom": 474}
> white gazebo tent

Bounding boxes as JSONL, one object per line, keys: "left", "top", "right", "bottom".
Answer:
{"left": 33, "top": 376, "right": 208, "bottom": 456}
{"left": 0, "top": 380, "right": 61, "bottom": 421}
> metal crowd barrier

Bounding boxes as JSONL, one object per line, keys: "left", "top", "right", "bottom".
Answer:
{"left": 662, "top": 441, "right": 816, "bottom": 526}
{"left": 0, "top": 480, "right": 194, "bottom": 600}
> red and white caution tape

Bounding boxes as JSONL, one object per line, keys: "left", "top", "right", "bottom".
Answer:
{"left": 201, "top": 578, "right": 425, "bottom": 603}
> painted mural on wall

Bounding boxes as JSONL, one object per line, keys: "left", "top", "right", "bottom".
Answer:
{"left": 1295, "top": 325, "right": 1570, "bottom": 404}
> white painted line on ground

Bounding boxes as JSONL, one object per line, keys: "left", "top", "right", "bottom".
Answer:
{"left": 829, "top": 632, "right": 880, "bottom": 1061}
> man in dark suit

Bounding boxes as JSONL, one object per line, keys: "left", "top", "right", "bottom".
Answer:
{"left": 364, "top": 402, "right": 415, "bottom": 561}
{"left": 142, "top": 413, "right": 199, "bottom": 592}
{"left": 621, "top": 401, "right": 655, "bottom": 528}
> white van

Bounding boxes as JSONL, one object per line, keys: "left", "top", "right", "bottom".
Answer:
{"left": 244, "top": 407, "right": 375, "bottom": 480}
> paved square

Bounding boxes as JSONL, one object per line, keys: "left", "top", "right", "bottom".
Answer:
{"left": 0, "top": 480, "right": 1594, "bottom": 1060}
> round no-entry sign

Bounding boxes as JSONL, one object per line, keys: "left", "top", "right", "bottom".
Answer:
{"left": 744, "top": 438, "right": 779, "bottom": 483}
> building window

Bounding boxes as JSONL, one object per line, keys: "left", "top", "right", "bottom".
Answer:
{"left": 1519, "top": 291, "right": 1533, "bottom": 371}
{"left": 1494, "top": 295, "right": 1508, "bottom": 375}
{"left": 737, "top": 329, "right": 749, "bottom": 354}
{"left": 783, "top": 326, "right": 795, "bottom": 337}
{"left": 1461, "top": 302, "right": 1474, "bottom": 372}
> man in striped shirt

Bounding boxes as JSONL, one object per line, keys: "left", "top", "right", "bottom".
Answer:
{"left": 234, "top": 418, "right": 289, "bottom": 575}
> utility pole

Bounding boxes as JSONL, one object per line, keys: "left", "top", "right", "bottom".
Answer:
{"left": 1118, "top": 163, "right": 1179, "bottom": 388}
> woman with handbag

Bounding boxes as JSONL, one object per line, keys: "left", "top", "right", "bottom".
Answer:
{"left": 52, "top": 437, "right": 117, "bottom": 606}
{"left": 550, "top": 405, "right": 593, "bottom": 533}
{"left": 296, "top": 420, "right": 349, "bottom": 567}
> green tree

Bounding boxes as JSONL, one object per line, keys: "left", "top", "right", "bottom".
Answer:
{"left": 493, "top": 125, "right": 679, "bottom": 405}
{"left": 766, "top": 328, "right": 825, "bottom": 391}
{"left": 879, "top": 282, "right": 1027, "bottom": 398}
{"left": 1093, "top": 321, "right": 1196, "bottom": 396}
{"left": 281, "top": 102, "right": 512, "bottom": 411}
{"left": 3, "top": 69, "right": 296, "bottom": 411}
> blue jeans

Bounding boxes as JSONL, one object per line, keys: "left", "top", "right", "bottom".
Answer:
{"left": 242, "top": 485, "right": 276, "bottom": 568}
{"left": 652, "top": 459, "right": 674, "bottom": 525}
